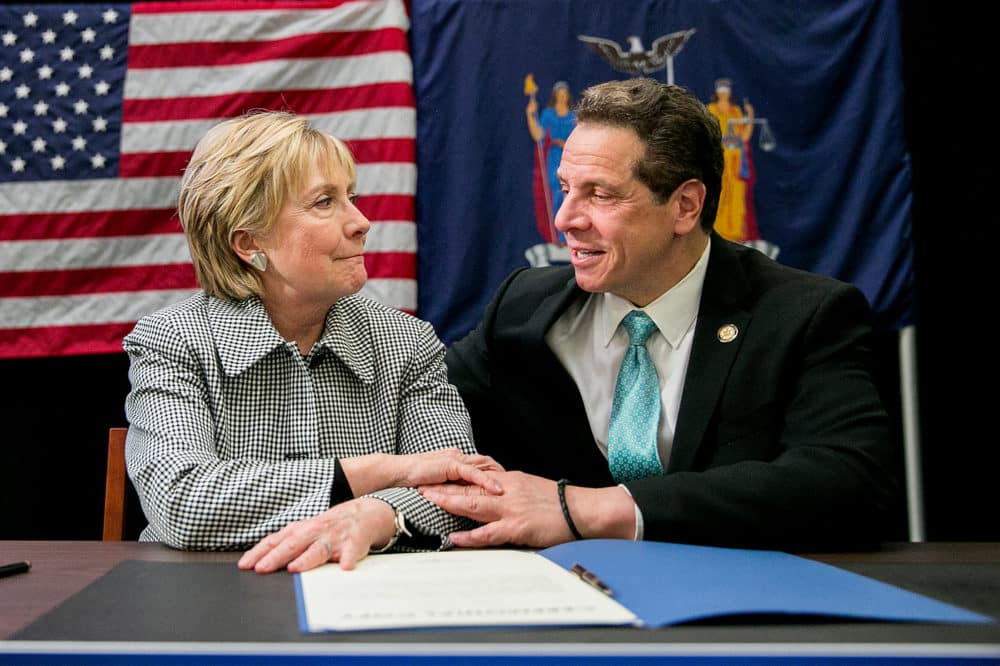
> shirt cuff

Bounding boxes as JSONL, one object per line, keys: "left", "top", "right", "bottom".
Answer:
{"left": 329, "top": 459, "right": 355, "bottom": 506}
{"left": 618, "top": 483, "right": 643, "bottom": 541}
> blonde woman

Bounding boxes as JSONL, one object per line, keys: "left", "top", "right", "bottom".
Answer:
{"left": 123, "top": 110, "right": 501, "bottom": 574}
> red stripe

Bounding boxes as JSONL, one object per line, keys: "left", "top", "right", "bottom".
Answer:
{"left": 119, "top": 140, "right": 415, "bottom": 179}
{"left": 0, "top": 210, "right": 180, "bottom": 242}
{"left": 132, "top": 1, "right": 367, "bottom": 14}
{"left": 344, "top": 138, "right": 415, "bottom": 164}
{"left": 128, "top": 28, "right": 406, "bottom": 69}
{"left": 0, "top": 199, "right": 411, "bottom": 241}
{"left": 119, "top": 152, "right": 190, "bottom": 179}
{"left": 364, "top": 251, "right": 415, "bottom": 279}
{"left": 122, "top": 82, "right": 414, "bottom": 123}
{"left": 355, "top": 194, "right": 414, "bottom": 221}
{"left": 0, "top": 322, "right": 137, "bottom": 359}
{"left": 0, "top": 264, "right": 199, "bottom": 299}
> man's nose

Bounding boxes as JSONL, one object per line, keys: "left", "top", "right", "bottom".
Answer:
{"left": 554, "top": 193, "right": 584, "bottom": 232}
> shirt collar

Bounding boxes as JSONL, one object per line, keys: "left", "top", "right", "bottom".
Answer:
{"left": 599, "top": 237, "right": 711, "bottom": 349}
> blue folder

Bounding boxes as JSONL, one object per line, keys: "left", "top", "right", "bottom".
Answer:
{"left": 539, "top": 540, "right": 993, "bottom": 627}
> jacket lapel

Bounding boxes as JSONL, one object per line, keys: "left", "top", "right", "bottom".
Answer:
{"left": 667, "top": 236, "right": 751, "bottom": 473}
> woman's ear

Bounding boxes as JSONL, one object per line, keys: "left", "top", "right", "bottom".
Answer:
{"left": 230, "top": 230, "right": 260, "bottom": 265}
{"left": 671, "top": 179, "right": 706, "bottom": 236}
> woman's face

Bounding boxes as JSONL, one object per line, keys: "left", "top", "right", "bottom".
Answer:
{"left": 257, "top": 156, "right": 370, "bottom": 309}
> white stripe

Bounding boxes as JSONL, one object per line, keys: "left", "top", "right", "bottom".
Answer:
{"left": 123, "top": 52, "right": 412, "bottom": 100}
{"left": 128, "top": 0, "right": 409, "bottom": 46}
{"left": 0, "top": 229, "right": 413, "bottom": 271}
{"left": 0, "top": 161, "right": 412, "bottom": 217}
{"left": 0, "top": 234, "right": 191, "bottom": 272}
{"left": 0, "top": 289, "right": 199, "bottom": 328}
{"left": 0, "top": 277, "right": 415, "bottom": 328}
{"left": 0, "top": 177, "right": 178, "bottom": 215}
{"left": 357, "top": 163, "right": 416, "bottom": 196}
{"left": 121, "top": 109, "right": 417, "bottom": 154}
{"left": 366, "top": 222, "right": 416, "bottom": 253}
{"left": 359, "top": 278, "right": 415, "bottom": 311}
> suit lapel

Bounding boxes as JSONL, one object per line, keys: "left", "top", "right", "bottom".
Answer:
{"left": 667, "top": 236, "right": 751, "bottom": 473}
{"left": 512, "top": 268, "right": 614, "bottom": 485}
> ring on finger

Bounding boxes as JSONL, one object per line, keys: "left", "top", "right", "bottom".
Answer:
{"left": 318, "top": 539, "right": 332, "bottom": 560}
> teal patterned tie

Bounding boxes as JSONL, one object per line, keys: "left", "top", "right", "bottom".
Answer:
{"left": 608, "top": 310, "right": 664, "bottom": 482}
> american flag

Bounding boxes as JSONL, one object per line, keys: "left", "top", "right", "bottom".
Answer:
{"left": 0, "top": 0, "right": 417, "bottom": 359}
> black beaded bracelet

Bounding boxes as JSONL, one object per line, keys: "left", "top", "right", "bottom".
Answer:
{"left": 557, "top": 478, "right": 584, "bottom": 540}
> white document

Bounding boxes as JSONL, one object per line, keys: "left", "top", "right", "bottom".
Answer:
{"left": 295, "top": 549, "right": 639, "bottom": 632}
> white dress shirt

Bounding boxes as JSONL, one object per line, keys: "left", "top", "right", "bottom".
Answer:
{"left": 545, "top": 240, "right": 711, "bottom": 537}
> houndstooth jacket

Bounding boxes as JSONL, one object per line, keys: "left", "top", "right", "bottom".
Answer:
{"left": 122, "top": 291, "right": 478, "bottom": 551}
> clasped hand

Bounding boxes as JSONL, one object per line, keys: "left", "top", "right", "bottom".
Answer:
{"left": 238, "top": 449, "right": 505, "bottom": 574}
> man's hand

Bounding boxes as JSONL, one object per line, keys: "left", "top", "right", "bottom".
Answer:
{"left": 419, "top": 471, "right": 636, "bottom": 548}
{"left": 237, "top": 497, "right": 395, "bottom": 574}
{"left": 420, "top": 471, "right": 571, "bottom": 547}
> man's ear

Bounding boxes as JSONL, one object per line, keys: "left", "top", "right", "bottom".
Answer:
{"left": 671, "top": 179, "right": 706, "bottom": 236}
{"left": 230, "top": 230, "right": 260, "bottom": 265}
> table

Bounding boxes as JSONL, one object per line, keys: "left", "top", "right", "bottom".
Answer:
{"left": 2, "top": 541, "right": 999, "bottom": 664}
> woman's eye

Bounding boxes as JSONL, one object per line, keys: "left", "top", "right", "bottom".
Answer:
{"left": 348, "top": 193, "right": 359, "bottom": 205}
{"left": 315, "top": 196, "right": 333, "bottom": 208}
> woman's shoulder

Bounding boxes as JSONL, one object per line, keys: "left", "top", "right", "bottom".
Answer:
{"left": 335, "top": 295, "right": 437, "bottom": 340}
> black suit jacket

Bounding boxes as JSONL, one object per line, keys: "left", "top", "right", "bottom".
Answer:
{"left": 446, "top": 234, "right": 898, "bottom": 549}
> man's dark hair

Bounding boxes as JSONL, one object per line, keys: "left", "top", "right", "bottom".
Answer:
{"left": 574, "top": 78, "right": 724, "bottom": 232}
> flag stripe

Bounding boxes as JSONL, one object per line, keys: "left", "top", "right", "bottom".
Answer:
{"left": 118, "top": 138, "right": 415, "bottom": 179}
{"left": 0, "top": 322, "right": 148, "bottom": 360}
{"left": 129, "top": 1, "right": 405, "bottom": 39}
{"left": 0, "top": 234, "right": 192, "bottom": 272}
{"left": 122, "top": 53, "right": 412, "bottom": 100}
{"left": 127, "top": 28, "right": 408, "bottom": 69}
{"left": 0, "top": 209, "right": 178, "bottom": 242}
{"left": 0, "top": 165, "right": 414, "bottom": 215}
{"left": 1, "top": 289, "right": 203, "bottom": 329}
{"left": 121, "top": 82, "right": 415, "bottom": 123}
{"left": 120, "top": 109, "right": 416, "bottom": 153}
{"left": 364, "top": 251, "right": 416, "bottom": 279}
{"left": 1, "top": 222, "right": 414, "bottom": 293}
{"left": 0, "top": 264, "right": 198, "bottom": 299}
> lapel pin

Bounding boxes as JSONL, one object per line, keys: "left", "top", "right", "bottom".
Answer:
{"left": 717, "top": 324, "right": 739, "bottom": 343}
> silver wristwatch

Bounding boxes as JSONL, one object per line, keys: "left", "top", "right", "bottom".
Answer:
{"left": 369, "top": 507, "right": 412, "bottom": 553}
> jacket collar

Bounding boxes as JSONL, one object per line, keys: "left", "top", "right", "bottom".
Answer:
{"left": 208, "top": 295, "right": 375, "bottom": 384}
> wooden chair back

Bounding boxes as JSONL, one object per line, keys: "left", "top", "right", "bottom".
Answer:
{"left": 102, "top": 427, "right": 128, "bottom": 541}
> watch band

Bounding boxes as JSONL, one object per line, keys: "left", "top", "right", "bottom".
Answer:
{"left": 369, "top": 507, "right": 412, "bottom": 554}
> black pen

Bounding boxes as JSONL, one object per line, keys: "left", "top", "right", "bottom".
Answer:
{"left": 0, "top": 561, "right": 31, "bottom": 579}
{"left": 571, "top": 562, "right": 613, "bottom": 596}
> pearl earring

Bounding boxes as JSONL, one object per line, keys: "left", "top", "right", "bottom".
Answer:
{"left": 249, "top": 252, "right": 268, "bottom": 271}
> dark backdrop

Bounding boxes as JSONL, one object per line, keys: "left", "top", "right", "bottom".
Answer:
{"left": 1, "top": 5, "right": 993, "bottom": 542}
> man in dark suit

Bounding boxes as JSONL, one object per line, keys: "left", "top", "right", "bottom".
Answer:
{"left": 420, "top": 78, "right": 897, "bottom": 550}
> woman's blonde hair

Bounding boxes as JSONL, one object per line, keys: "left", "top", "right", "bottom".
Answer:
{"left": 177, "top": 110, "right": 357, "bottom": 299}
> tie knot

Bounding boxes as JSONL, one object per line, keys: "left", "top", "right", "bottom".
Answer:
{"left": 621, "top": 310, "right": 657, "bottom": 346}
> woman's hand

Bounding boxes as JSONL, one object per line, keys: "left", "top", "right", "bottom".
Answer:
{"left": 390, "top": 449, "right": 505, "bottom": 490}
{"left": 237, "top": 497, "right": 395, "bottom": 574}
{"left": 340, "top": 449, "right": 505, "bottom": 497}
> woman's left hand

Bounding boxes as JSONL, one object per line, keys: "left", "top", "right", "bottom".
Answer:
{"left": 237, "top": 497, "right": 395, "bottom": 574}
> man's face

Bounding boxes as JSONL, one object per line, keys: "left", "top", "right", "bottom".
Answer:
{"left": 553, "top": 123, "right": 678, "bottom": 306}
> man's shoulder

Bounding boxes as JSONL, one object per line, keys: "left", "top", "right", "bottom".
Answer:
{"left": 500, "top": 265, "right": 576, "bottom": 300}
